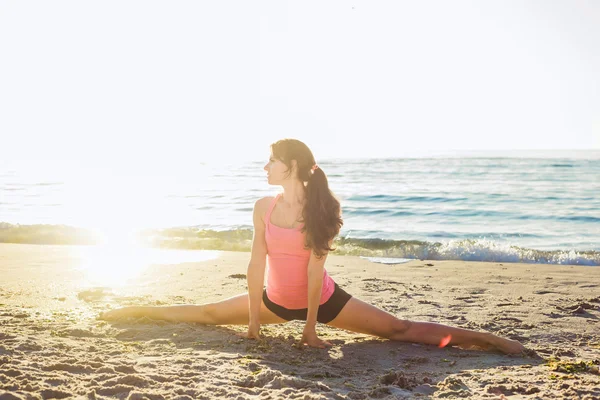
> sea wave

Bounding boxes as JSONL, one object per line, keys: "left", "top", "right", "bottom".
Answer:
{"left": 0, "top": 222, "right": 97, "bottom": 245}
{"left": 1, "top": 223, "right": 598, "bottom": 266}
{"left": 346, "top": 194, "right": 468, "bottom": 203}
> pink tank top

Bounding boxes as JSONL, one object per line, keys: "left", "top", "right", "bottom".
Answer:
{"left": 264, "top": 193, "right": 335, "bottom": 309}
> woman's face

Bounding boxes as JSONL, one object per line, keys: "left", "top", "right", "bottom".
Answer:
{"left": 264, "top": 154, "right": 290, "bottom": 185}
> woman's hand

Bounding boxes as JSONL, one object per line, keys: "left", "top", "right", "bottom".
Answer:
{"left": 238, "top": 323, "right": 261, "bottom": 340}
{"left": 299, "top": 328, "right": 332, "bottom": 349}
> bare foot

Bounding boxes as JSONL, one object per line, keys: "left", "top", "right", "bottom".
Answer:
{"left": 98, "top": 307, "right": 137, "bottom": 321}
{"left": 488, "top": 335, "right": 526, "bottom": 354}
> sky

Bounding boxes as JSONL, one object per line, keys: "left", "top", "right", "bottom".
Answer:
{"left": 1, "top": 1, "right": 599, "bottom": 167}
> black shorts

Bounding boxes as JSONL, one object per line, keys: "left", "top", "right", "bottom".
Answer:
{"left": 262, "top": 283, "right": 352, "bottom": 324}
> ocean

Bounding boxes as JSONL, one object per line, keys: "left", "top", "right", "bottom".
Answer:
{"left": 1, "top": 150, "right": 599, "bottom": 266}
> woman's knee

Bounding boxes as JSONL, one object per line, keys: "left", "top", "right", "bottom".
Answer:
{"left": 199, "top": 304, "right": 219, "bottom": 324}
{"left": 388, "top": 318, "right": 412, "bottom": 339}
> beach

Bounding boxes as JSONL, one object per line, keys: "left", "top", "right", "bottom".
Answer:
{"left": 1, "top": 243, "right": 599, "bottom": 399}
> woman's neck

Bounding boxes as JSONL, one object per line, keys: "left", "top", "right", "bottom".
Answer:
{"left": 280, "top": 181, "right": 306, "bottom": 207}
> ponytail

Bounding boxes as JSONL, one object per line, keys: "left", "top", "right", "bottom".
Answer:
{"left": 271, "top": 139, "right": 343, "bottom": 257}
{"left": 303, "top": 166, "right": 343, "bottom": 257}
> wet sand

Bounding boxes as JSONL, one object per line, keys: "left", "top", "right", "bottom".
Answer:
{"left": 1, "top": 243, "right": 599, "bottom": 399}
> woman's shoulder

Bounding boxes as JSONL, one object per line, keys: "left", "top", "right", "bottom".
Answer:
{"left": 254, "top": 196, "right": 277, "bottom": 214}
{"left": 253, "top": 196, "right": 277, "bottom": 225}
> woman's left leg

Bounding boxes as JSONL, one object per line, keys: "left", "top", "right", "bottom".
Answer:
{"left": 98, "top": 293, "right": 286, "bottom": 325}
{"left": 326, "top": 297, "right": 524, "bottom": 354}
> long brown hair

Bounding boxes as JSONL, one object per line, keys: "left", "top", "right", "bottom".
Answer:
{"left": 270, "top": 139, "right": 343, "bottom": 257}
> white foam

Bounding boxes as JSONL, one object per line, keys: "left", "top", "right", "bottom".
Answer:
{"left": 360, "top": 257, "right": 412, "bottom": 265}
{"left": 430, "top": 239, "right": 598, "bottom": 266}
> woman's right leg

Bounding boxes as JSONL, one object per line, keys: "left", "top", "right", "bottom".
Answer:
{"left": 99, "top": 293, "right": 287, "bottom": 325}
{"left": 327, "top": 297, "right": 524, "bottom": 354}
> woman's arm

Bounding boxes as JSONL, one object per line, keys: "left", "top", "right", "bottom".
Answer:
{"left": 301, "top": 241, "right": 333, "bottom": 348}
{"left": 246, "top": 198, "right": 269, "bottom": 338}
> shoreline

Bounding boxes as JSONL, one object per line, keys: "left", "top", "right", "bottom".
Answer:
{"left": 0, "top": 240, "right": 598, "bottom": 267}
{"left": 1, "top": 243, "right": 599, "bottom": 399}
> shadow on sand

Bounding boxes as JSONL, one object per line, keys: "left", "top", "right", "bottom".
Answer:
{"left": 101, "top": 316, "right": 543, "bottom": 398}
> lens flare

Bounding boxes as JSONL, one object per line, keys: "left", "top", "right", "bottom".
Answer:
{"left": 439, "top": 334, "right": 452, "bottom": 348}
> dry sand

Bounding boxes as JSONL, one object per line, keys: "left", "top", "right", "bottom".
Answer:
{"left": 1, "top": 243, "right": 599, "bottom": 399}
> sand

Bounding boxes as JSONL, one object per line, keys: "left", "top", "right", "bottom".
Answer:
{"left": 1, "top": 243, "right": 599, "bottom": 399}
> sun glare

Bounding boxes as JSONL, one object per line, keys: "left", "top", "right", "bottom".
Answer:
{"left": 77, "top": 243, "right": 148, "bottom": 287}
{"left": 76, "top": 229, "right": 220, "bottom": 287}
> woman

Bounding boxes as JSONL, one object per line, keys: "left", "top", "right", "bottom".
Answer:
{"left": 100, "top": 139, "right": 524, "bottom": 354}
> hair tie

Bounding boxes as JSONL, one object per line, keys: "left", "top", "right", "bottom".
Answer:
{"left": 311, "top": 164, "right": 319, "bottom": 172}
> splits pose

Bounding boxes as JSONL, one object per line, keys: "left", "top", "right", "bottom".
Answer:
{"left": 101, "top": 139, "right": 524, "bottom": 354}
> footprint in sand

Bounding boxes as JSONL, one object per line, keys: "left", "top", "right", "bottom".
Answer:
{"left": 454, "top": 296, "right": 477, "bottom": 304}
{"left": 39, "top": 389, "right": 72, "bottom": 399}
{"left": 77, "top": 288, "right": 112, "bottom": 302}
{"left": 469, "top": 288, "right": 487, "bottom": 295}
{"left": 544, "top": 312, "right": 565, "bottom": 319}
{"left": 379, "top": 370, "right": 423, "bottom": 390}
{"left": 41, "top": 363, "right": 95, "bottom": 374}
{"left": 361, "top": 278, "right": 403, "bottom": 293}
{"left": 102, "top": 374, "right": 152, "bottom": 389}
{"left": 435, "top": 377, "right": 471, "bottom": 397}
{"left": 534, "top": 290, "right": 561, "bottom": 295}
{"left": 15, "top": 341, "right": 43, "bottom": 351}
{"left": 486, "top": 384, "right": 540, "bottom": 396}
{"left": 556, "top": 302, "right": 598, "bottom": 315}
{"left": 417, "top": 300, "right": 440, "bottom": 307}
{"left": 493, "top": 316, "right": 522, "bottom": 323}
{"left": 54, "top": 328, "right": 98, "bottom": 338}
{"left": 235, "top": 369, "right": 322, "bottom": 390}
